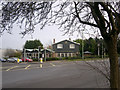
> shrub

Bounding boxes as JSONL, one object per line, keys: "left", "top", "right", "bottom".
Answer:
{"left": 46, "top": 57, "right": 59, "bottom": 61}
{"left": 32, "top": 58, "right": 38, "bottom": 61}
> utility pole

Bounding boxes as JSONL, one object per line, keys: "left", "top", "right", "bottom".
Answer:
{"left": 101, "top": 43, "right": 103, "bottom": 58}
{"left": 45, "top": 48, "right": 46, "bottom": 62}
{"left": 24, "top": 48, "right": 25, "bottom": 62}
{"left": 38, "top": 46, "right": 40, "bottom": 62}
{"left": 82, "top": 30, "right": 84, "bottom": 59}
{"left": 98, "top": 44, "right": 100, "bottom": 57}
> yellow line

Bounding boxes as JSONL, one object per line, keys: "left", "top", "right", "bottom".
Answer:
{"left": 50, "top": 63, "right": 55, "bottom": 66}
{"left": 25, "top": 65, "right": 31, "bottom": 69}
{"left": 6, "top": 66, "right": 18, "bottom": 71}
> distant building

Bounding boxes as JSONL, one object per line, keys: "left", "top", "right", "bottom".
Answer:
{"left": 22, "top": 39, "right": 80, "bottom": 59}
{"left": 52, "top": 39, "right": 80, "bottom": 57}
{"left": 22, "top": 49, "right": 54, "bottom": 59}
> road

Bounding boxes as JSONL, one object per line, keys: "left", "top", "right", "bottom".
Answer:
{"left": 1, "top": 60, "right": 110, "bottom": 88}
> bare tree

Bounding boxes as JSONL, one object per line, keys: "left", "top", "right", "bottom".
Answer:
{"left": 0, "top": 1, "right": 120, "bottom": 89}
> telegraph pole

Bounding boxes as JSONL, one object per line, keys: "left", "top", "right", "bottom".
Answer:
{"left": 24, "top": 48, "right": 25, "bottom": 62}
{"left": 45, "top": 48, "right": 46, "bottom": 62}
{"left": 102, "top": 43, "right": 103, "bottom": 58}
{"left": 98, "top": 44, "right": 100, "bottom": 57}
{"left": 82, "top": 30, "right": 84, "bottom": 59}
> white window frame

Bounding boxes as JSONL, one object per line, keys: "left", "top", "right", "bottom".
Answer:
{"left": 70, "top": 44, "right": 75, "bottom": 49}
{"left": 57, "top": 44, "right": 63, "bottom": 49}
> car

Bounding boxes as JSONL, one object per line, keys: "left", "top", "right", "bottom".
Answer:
{"left": 0, "top": 58, "right": 6, "bottom": 62}
{"left": 12, "top": 57, "right": 22, "bottom": 63}
{"left": 7, "top": 57, "right": 22, "bottom": 63}
{"left": 21, "top": 58, "right": 33, "bottom": 62}
{"left": 7, "top": 58, "right": 16, "bottom": 62}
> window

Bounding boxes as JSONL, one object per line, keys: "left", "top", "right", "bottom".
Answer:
{"left": 57, "top": 44, "right": 63, "bottom": 49}
{"left": 70, "top": 44, "right": 75, "bottom": 49}
{"left": 57, "top": 53, "right": 60, "bottom": 57}
{"left": 61, "top": 53, "right": 64, "bottom": 57}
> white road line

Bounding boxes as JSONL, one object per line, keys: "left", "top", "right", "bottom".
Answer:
{"left": 40, "top": 64, "right": 43, "bottom": 68}
{"left": 25, "top": 65, "right": 31, "bottom": 69}
{"left": 6, "top": 66, "right": 18, "bottom": 71}
{"left": 50, "top": 63, "right": 55, "bottom": 66}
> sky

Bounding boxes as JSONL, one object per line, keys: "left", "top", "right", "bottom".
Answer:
{"left": 0, "top": 24, "right": 83, "bottom": 50}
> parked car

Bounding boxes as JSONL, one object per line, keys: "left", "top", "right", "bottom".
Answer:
{"left": 12, "top": 57, "right": 22, "bottom": 63}
{"left": 0, "top": 58, "right": 6, "bottom": 62}
{"left": 21, "top": 58, "right": 33, "bottom": 62}
{"left": 7, "top": 58, "right": 16, "bottom": 62}
{"left": 7, "top": 57, "right": 22, "bottom": 63}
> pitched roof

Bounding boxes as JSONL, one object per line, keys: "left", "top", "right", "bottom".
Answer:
{"left": 52, "top": 39, "right": 80, "bottom": 45}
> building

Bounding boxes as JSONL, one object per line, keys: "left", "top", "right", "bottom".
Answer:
{"left": 22, "top": 49, "right": 54, "bottom": 59}
{"left": 52, "top": 39, "right": 80, "bottom": 57}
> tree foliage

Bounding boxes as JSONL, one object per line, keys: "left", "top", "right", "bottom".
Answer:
{"left": 24, "top": 39, "right": 43, "bottom": 49}
{"left": 74, "top": 37, "right": 107, "bottom": 55}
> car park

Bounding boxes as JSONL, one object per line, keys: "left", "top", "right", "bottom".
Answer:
{"left": 22, "top": 58, "right": 33, "bottom": 62}
{"left": 0, "top": 58, "right": 6, "bottom": 62}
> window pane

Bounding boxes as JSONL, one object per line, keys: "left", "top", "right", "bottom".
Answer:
{"left": 70, "top": 44, "right": 75, "bottom": 49}
{"left": 57, "top": 44, "right": 63, "bottom": 49}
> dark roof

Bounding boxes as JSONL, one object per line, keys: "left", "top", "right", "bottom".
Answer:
{"left": 52, "top": 39, "right": 80, "bottom": 46}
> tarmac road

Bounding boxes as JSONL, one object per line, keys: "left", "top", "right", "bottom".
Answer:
{"left": 2, "top": 60, "right": 110, "bottom": 88}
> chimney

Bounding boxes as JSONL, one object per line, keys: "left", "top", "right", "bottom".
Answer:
{"left": 53, "top": 39, "right": 55, "bottom": 44}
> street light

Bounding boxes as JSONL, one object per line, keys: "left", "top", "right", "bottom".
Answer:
{"left": 44, "top": 48, "right": 46, "bottom": 62}
{"left": 23, "top": 48, "right": 26, "bottom": 62}
{"left": 98, "top": 43, "right": 100, "bottom": 57}
{"left": 38, "top": 46, "right": 41, "bottom": 62}
{"left": 82, "top": 30, "right": 84, "bottom": 59}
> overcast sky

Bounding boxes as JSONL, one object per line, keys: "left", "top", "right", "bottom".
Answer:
{"left": 0, "top": 24, "right": 83, "bottom": 50}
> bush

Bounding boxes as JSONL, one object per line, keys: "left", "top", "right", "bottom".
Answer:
{"left": 46, "top": 57, "right": 59, "bottom": 61}
{"left": 32, "top": 58, "right": 38, "bottom": 61}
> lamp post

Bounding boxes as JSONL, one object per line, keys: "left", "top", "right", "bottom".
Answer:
{"left": 98, "top": 43, "right": 100, "bottom": 57}
{"left": 82, "top": 30, "right": 84, "bottom": 59}
{"left": 38, "top": 46, "right": 41, "bottom": 62}
{"left": 23, "top": 48, "right": 26, "bottom": 62}
{"left": 102, "top": 43, "right": 103, "bottom": 58}
{"left": 44, "top": 48, "right": 46, "bottom": 62}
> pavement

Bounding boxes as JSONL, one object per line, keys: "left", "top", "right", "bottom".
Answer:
{"left": 1, "top": 60, "right": 110, "bottom": 88}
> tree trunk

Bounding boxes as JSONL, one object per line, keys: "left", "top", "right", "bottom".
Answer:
{"left": 105, "top": 35, "right": 120, "bottom": 89}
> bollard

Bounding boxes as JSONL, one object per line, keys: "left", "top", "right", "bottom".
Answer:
{"left": 40, "top": 58, "right": 43, "bottom": 68}
{"left": 17, "top": 59, "right": 20, "bottom": 64}
{"left": 40, "top": 58, "right": 43, "bottom": 64}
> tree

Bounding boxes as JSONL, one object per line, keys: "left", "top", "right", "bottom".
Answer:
{"left": 4, "top": 49, "right": 22, "bottom": 58}
{"left": 24, "top": 39, "right": 43, "bottom": 49}
{"left": 0, "top": 1, "right": 120, "bottom": 89}
{"left": 74, "top": 37, "right": 107, "bottom": 56}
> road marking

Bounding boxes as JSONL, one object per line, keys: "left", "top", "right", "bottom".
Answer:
{"left": 25, "top": 65, "right": 31, "bottom": 69}
{"left": 50, "top": 63, "right": 55, "bottom": 66}
{"left": 6, "top": 66, "right": 18, "bottom": 71}
{"left": 40, "top": 64, "right": 43, "bottom": 68}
